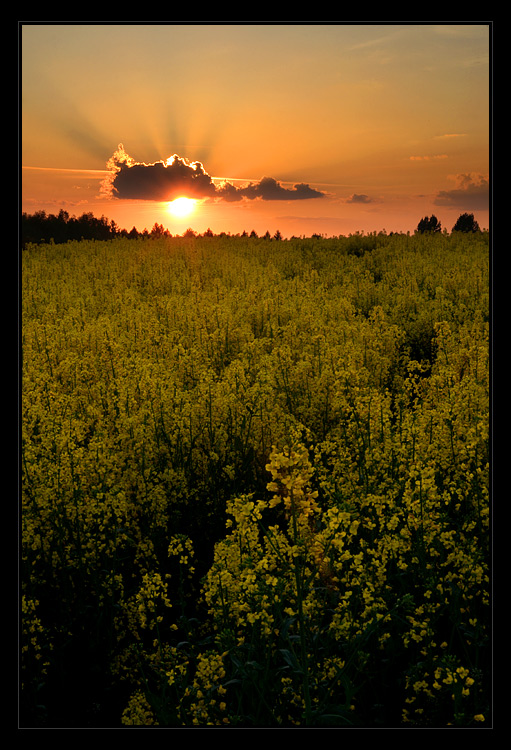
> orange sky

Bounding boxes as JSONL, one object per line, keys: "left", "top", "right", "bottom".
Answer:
{"left": 21, "top": 23, "right": 491, "bottom": 237}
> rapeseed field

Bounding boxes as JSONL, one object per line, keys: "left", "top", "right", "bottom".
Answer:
{"left": 21, "top": 231, "right": 490, "bottom": 727}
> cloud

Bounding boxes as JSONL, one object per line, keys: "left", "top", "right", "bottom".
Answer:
{"left": 434, "top": 133, "right": 468, "bottom": 139}
{"left": 102, "top": 144, "right": 326, "bottom": 203}
{"left": 433, "top": 173, "right": 489, "bottom": 211}
{"left": 102, "top": 145, "right": 217, "bottom": 201}
{"left": 409, "top": 154, "right": 448, "bottom": 161}
{"left": 345, "top": 193, "right": 374, "bottom": 204}
{"left": 235, "top": 176, "right": 326, "bottom": 202}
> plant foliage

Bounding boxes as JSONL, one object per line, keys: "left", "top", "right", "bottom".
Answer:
{"left": 21, "top": 231, "right": 490, "bottom": 727}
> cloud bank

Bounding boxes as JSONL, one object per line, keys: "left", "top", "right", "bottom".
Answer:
{"left": 433, "top": 173, "right": 489, "bottom": 211}
{"left": 102, "top": 145, "right": 326, "bottom": 203}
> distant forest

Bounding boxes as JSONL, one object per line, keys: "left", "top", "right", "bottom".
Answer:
{"left": 22, "top": 210, "right": 149, "bottom": 248}
{"left": 20, "top": 209, "right": 483, "bottom": 248}
{"left": 20, "top": 209, "right": 305, "bottom": 247}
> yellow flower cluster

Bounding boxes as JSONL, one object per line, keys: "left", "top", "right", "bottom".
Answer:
{"left": 402, "top": 660, "right": 485, "bottom": 726}
{"left": 168, "top": 534, "right": 195, "bottom": 575}
{"left": 183, "top": 651, "right": 229, "bottom": 726}
{"left": 266, "top": 444, "right": 321, "bottom": 535}
{"left": 20, "top": 596, "right": 52, "bottom": 690}
{"left": 121, "top": 690, "right": 158, "bottom": 726}
{"left": 133, "top": 571, "right": 172, "bottom": 631}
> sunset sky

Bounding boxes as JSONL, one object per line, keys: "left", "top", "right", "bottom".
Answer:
{"left": 21, "top": 23, "right": 491, "bottom": 238}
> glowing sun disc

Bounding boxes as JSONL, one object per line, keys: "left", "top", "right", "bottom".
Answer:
{"left": 167, "top": 197, "right": 196, "bottom": 218}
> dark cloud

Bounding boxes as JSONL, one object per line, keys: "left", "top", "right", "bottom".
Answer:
{"left": 346, "top": 193, "right": 373, "bottom": 204}
{"left": 235, "top": 176, "right": 326, "bottom": 201}
{"left": 433, "top": 173, "right": 489, "bottom": 211}
{"left": 103, "top": 146, "right": 217, "bottom": 201}
{"left": 102, "top": 145, "right": 326, "bottom": 203}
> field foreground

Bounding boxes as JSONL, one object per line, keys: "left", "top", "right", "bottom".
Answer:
{"left": 21, "top": 232, "right": 490, "bottom": 727}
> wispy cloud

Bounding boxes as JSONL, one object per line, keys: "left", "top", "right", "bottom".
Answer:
{"left": 23, "top": 166, "right": 109, "bottom": 174}
{"left": 410, "top": 154, "right": 448, "bottom": 161}
{"left": 434, "top": 133, "right": 468, "bottom": 139}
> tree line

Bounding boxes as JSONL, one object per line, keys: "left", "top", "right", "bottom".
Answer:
{"left": 416, "top": 212, "right": 481, "bottom": 234}
{"left": 20, "top": 210, "right": 288, "bottom": 247}
{"left": 20, "top": 208, "right": 483, "bottom": 248}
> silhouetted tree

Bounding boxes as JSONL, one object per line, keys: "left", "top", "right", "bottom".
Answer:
{"left": 150, "top": 222, "right": 168, "bottom": 238}
{"left": 21, "top": 209, "right": 120, "bottom": 246}
{"left": 416, "top": 215, "right": 442, "bottom": 233}
{"left": 273, "top": 229, "right": 283, "bottom": 240}
{"left": 452, "top": 212, "right": 480, "bottom": 233}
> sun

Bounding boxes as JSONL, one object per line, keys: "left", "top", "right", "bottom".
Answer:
{"left": 167, "top": 197, "right": 197, "bottom": 218}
